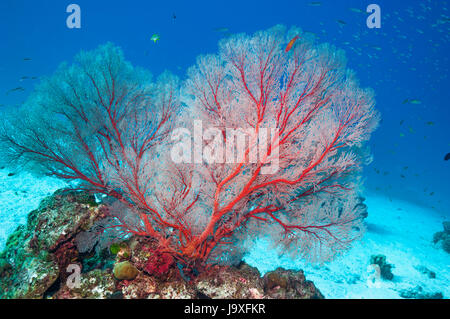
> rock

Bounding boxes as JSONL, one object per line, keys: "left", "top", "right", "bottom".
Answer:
{"left": 432, "top": 222, "right": 450, "bottom": 254}
{"left": 415, "top": 265, "right": 436, "bottom": 279}
{"left": 0, "top": 189, "right": 102, "bottom": 299}
{"left": 53, "top": 269, "right": 116, "bottom": 299}
{"left": 107, "top": 291, "right": 124, "bottom": 299}
{"left": 113, "top": 261, "right": 139, "bottom": 281}
{"left": 26, "top": 189, "right": 101, "bottom": 252}
{"left": 399, "top": 285, "right": 443, "bottom": 299}
{"left": 120, "top": 259, "right": 323, "bottom": 299}
{"left": 442, "top": 237, "right": 450, "bottom": 254}
{"left": 120, "top": 273, "right": 158, "bottom": 298}
{"left": 370, "top": 255, "right": 394, "bottom": 280}
{"left": 52, "top": 240, "right": 80, "bottom": 282}
{"left": 0, "top": 260, "right": 12, "bottom": 277}
{"left": 148, "top": 281, "right": 197, "bottom": 299}
{"left": 262, "top": 268, "right": 324, "bottom": 299}
{"left": 354, "top": 196, "right": 369, "bottom": 219}
{"left": 433, "top": 231, "right": 446, "bottom": 244}
{"left": 443, "top": 221, "right": 450, "bottom": 234}
{"left": 193, "top": 263, "right": 264, "bottom": 299}
{"left": 0, "top": 253, "right": 59, "bottom": 299}
{"left": 0, "top": 222, "right": 60, "bottom": 299}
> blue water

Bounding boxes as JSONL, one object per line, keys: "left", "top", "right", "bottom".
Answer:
{"left": 0, "top": 0, "right": 449, "bottom": 298}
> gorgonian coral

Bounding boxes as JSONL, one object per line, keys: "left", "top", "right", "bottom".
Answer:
{"left": 0, "top": 26, "right": 379, "bottom": 268}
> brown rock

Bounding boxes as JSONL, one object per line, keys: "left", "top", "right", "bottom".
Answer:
{"left": 263, "top": 268, "right": 324, "bottom": 299}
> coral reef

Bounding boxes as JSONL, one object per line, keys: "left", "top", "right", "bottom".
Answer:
{"left": 0, "top": 190, "right": 103, "bottom": 298}
{"left": 414, "top": 265, "right": 436, "bottom": 279}
{"left": 113, "top": 261, "right": 139, "bottom": 281}
{"left": 54, "top": 269, "right": 116, "bottom": 299}
{"left": 399, "top": 285, "right": 443, "bottom": 299}
{"left": 0, "top": 190, "right": 323, "bottom": 299}
{"left": 432, "top": 221, "right": 450, "bottom": 254}
{"left": 369, "top": 254, "right": 394, "bottom": 281}
{"left": 262, "top": 268, "right": 324, "bottom": 299}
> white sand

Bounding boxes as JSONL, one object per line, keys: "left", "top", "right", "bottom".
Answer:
{"left": 245, "top": 193, "right": 450, "bottom": 298}
{"left": 0, "top": 168, "right": 448, "bottom": 298}
{"left": 0, "top": 168, "right": 66, "bottom": 249}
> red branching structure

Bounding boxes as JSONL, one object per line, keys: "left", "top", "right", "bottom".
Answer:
{"left": 0, "top": 27, "right": 379, "bottom": 268}
{"left": 177, "top": 25, "right": 379, "bottom": 264}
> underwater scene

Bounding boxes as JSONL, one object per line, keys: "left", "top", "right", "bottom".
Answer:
{"left": 0, "top": 0, "right": 449, "bottom": 302}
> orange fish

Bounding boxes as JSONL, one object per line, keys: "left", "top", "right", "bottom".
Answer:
{"left": 285, "top": 35, "right": 299, "bottom": 52}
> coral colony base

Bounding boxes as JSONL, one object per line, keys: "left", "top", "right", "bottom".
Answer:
{"left": 0, "top": 25, "right": 380, "bottom": 298}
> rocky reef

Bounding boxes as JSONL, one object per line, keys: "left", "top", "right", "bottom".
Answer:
{"left": 399, "top": 285, "right": 443, "bottom": 299}
{"left": 0, "top": 190, "right": 323, "bottom": 299}
{"left": 369, "top": 254, "right": 394, "bottom": 281}
{"left": 432, "top": 221, "right": 450, "bottom": 254}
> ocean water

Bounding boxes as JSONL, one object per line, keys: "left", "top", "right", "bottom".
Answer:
{"left": 0, "top": 0, "right": 449, "bottom": 299}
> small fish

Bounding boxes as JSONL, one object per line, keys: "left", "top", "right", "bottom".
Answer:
{"left": 426, "top": 121, "right": 434, "bottom": 126}
{"left": 444, "top": 153, "right": 450, "bottom": 161}
{"left": 402, "top": 99, "right": 422, "bottom": 105}
{"left": 308, "top": 1, "right": 321, "bottom": 6}
{"left": 214, "top": 27, "right": 229, "bottom": 33}
{"left": 23, "top": 57, "right": 32, "bottom": 61}
{"left": 337, "top": 20, "right": 347, "bottom": 26}
{"left": 150, "top": 34, "right": 160, "bottom": 43}
{"left": 6, "top": 87, "right": 25, "bottom": 95}
{"left": 19, "top": 76, "right": 29, "bottom": 82}
{"left": 285, "top": 35, "right": 300, "bottom": 52}
{"left": 349, "top": 8, "right": 364, "bottom": 13}
{"left": 429, "top": 192, "right": 434, "bottom": 196}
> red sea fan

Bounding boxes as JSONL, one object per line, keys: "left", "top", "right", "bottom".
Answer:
{"left": 0, "top": 26, "right": 379, "bottom": 267}
{"left": 179, "top": 25, "right": 379, "bottom": 263}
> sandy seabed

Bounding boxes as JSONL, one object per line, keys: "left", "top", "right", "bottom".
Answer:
{"left": 0, "top": 168, "right": 66, "bottom": 249}
{"left": 245, "top": 194, "right": 450, "bottom": 298}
